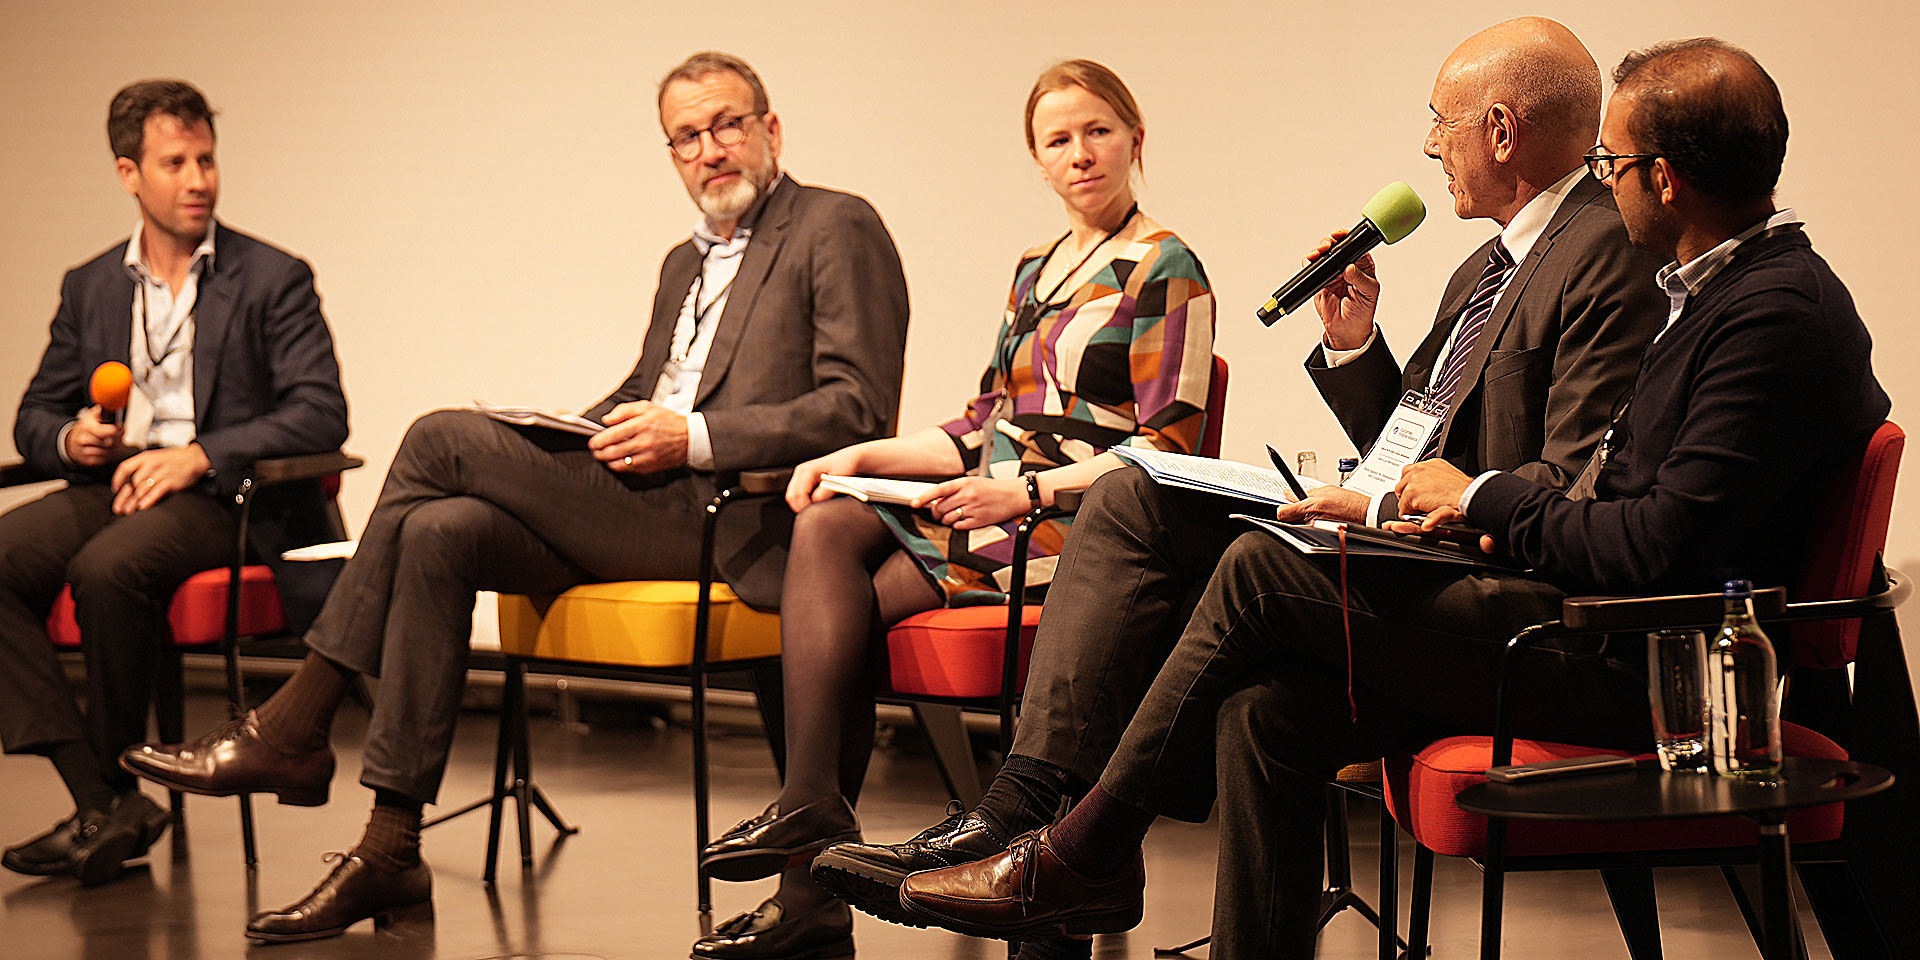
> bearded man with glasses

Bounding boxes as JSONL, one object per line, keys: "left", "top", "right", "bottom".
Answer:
{"left": 120, "top": 51, "right": 910, "bottom": 943}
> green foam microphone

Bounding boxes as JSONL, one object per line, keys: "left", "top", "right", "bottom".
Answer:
{"left": 1257, "top": 181, "right": 1427, "bottom": 325}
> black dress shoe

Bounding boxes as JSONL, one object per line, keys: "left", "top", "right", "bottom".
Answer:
{"left": 690, "top": 895, "right": 853, "bottom": 960}
{"left": 65, "top": 791, "right": 172, "bottom": 886}
{"left": 3, "top": 815, "right": 80, "bottom": 877}
{"left": 701, "top": 795, "right": 860, "bottom": 883}
{"left": 120, "top": 710, "right": 333, "bottom": 806}
{"left": 246, "top": 850, "right": 433, "bottom": 943}
{"left": 810, "top": 801, "right": 1006, "bottom": 926}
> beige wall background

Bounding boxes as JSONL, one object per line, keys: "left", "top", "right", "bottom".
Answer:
{"left": 2, "top": 1, "right": 1914, "bottom": 639}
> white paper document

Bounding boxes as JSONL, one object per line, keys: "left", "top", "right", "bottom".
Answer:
{"left": 818, "top": 475, "right": 938, "bottom": 506}
{"left": 281, "top": 540, "right": 358, "bottom": 561}
{"left": 1111, "top": 447, "right": 1307, "bottom": 508}
{"left": 470, "top": 401, "right": 604, "bottom": 437}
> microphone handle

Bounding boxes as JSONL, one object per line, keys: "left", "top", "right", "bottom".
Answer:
{"left": 99, "top": 408, "right": 122, "bottom": 427}
{"left": 1256, "top": 218, "right": 1386, "bottom": 326}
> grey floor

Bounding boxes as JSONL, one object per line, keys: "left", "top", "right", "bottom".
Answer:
{"left": 0, "top": 681, "right": 1836, "bottom": 960}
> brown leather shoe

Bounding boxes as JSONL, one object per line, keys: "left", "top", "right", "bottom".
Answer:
{"left": 119, "top": 711, "right": 334, "bottom": 807}
{"left": 896, "top": 827, "right": 1143, "bottom": 940}
{"left": 246, "top": 851, "right": 433, "bottom": 943}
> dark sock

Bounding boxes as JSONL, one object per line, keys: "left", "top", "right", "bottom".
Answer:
{"left": 254, "top": 651, "right": 355, "bottom": 754}
{"left": 976, "top": 755, "right": 1081, "bottom": 842}
{"left": 1044, "top": 785, "right": 1153, "bottom": 878}
{"left": 47, "top": 741, "right": 118, "bottom": 813}
{"left": 355, "top": 790, "right": 423, "bottom": 868}
{"left": 774, "top": 862, "right": 832, "bottom": 914}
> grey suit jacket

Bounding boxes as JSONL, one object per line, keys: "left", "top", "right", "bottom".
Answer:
{"left": 1306, "top": 174, "right": 1667, "bottom": 508}
{"left": 585, "top": 177, "right": 910, "bottom": 607}
{"left": 14, "top": 223, "right": 350, "bottom": 629}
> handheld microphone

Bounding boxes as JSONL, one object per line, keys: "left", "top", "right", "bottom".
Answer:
{"left": 1256, "top": 181, "right": 1427, "bottom": 326}
{"left": 89, "top": 361, "right": 132, "bottom": 426}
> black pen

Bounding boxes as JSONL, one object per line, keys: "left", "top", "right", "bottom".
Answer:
{"left": 1265, "top": 445, "right": 1310, "bottom": 501}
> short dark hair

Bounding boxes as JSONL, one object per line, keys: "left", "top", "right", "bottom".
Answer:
{"left": 108, "top": 79, "right": 216, "bottom": 163}
{"left": 657, "top": 52, "right": 770, "bottom": 121}
{"left": 1612, "top": 38, "right": 1787, "bottom": 203}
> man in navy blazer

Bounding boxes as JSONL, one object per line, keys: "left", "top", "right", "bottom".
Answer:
{"left": 0, "top": 79, "right": 348, "bottom": 885}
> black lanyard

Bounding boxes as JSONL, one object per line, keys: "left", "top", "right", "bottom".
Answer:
{"left": 1001, "top": 204, "right": 1139, "bottom": 373}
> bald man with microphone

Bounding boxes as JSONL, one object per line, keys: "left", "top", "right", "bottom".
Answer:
{"left": 0, "top": 79, "right": 347, "bottom": 886}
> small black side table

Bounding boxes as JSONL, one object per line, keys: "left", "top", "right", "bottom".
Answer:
{"left": 1456, "top": 757, "right": 1891, "bottom": 960}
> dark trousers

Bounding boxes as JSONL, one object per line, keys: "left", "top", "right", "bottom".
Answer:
{"left": 1010, "top": 467, "right": 1245, "bottom": 784}
{"left": 0, "top": 482, "right": 233, "bottom": 783}
{"left": 1099, "top": 532, "right": 1652, "bottom": 959}
{"left": 303, "top": 410, "right": 710, "bottom": 804}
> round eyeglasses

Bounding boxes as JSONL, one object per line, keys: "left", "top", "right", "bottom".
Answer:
{"left": 667, "top": 114, "right": 759, "bottom": 161}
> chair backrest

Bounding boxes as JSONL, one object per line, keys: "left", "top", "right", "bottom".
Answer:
{"left": 1197, "top": 355, "right": 1230, "bottom": 458}
{"left": 1792, "top": 420, "right": 1904, "bottom": 668}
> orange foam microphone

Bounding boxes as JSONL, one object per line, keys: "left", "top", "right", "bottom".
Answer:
{"left": 90, "top": 361, "right": 133, "bottom": 426}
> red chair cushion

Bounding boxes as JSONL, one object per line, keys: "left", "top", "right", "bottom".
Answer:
{"left": 885, "top": 604, "right": 1045, "bottom": 699}
{"left": 1385, "top": 721, "right": 1847, "bottom": 859}
{"left": 46, "top": 566, "right": 287, "bottom": 649}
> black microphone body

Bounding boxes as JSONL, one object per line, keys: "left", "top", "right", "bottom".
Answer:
{"left": 1256, "top": 218, "right": 1385, "bottom": 326}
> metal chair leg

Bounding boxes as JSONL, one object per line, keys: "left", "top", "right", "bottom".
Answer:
{"left": 1408, "top": 845, "right": 1434, "bottom": 960}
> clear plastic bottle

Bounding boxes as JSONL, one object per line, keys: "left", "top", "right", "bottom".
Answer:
{"left": 1707, "top": 579, "right": 1783, "bottom": 780}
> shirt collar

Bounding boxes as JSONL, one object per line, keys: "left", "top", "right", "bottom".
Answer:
{"left": 1656, "top": 207, "right": 1804, "bottom": 299}
{"left": 123, "top": 219, "right": 218, "bottom": 281}
{"left": 1497, "top": 166, "right": 1587, "bottom": 265}
{"left": 691, "top": 172, "right": 785, "bottom": 255}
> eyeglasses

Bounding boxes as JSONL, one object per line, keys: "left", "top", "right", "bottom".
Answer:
{"left": 666, "top": 114, "right": 759, "bottom": 161}
{"left": 1584, "top": 149, "right": 1661, "bottom": 181}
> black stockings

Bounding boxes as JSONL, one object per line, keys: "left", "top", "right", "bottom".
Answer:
{"left": 775, "top": 497, "right": 941, "bottom": 813}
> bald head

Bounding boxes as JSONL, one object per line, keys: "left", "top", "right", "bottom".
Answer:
{"left": 1612, "top": 38, "right": 1787, "bottom": 203}
{"left": 1439, "top": 17, "right": 1601, "bottom": 159}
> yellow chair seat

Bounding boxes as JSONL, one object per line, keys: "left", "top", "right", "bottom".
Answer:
{"left": 497, "top": 581, "right": 781, "bottom": 668}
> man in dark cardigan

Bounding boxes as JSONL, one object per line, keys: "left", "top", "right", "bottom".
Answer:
{"left": 889, "top": 37, "right": 1891, "bottom": 960}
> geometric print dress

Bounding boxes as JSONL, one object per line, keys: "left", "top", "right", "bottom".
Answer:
{"left": 874, "top": 212, "right": 1217, "bottom": 605}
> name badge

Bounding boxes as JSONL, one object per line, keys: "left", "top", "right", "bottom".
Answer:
{"left": 1344, "top": 390, "right": 1445, "bottom": 497}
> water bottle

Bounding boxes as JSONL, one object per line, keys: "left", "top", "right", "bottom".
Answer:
{"left": 1707, "top": 579, "right": 1783, "bottom": 780}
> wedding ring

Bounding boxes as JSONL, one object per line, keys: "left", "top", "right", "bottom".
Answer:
{"left": 143, "top": 478, "right": 156, "bottom": 486}
{"left": 623, "top": 456, "right": 633, "bottom": 467}
{"left": 955, "top": 507, "right": 966, "bottom": 521}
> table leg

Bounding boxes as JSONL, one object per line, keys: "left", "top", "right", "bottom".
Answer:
{"left": 1757, "top": 821, "right": 1793, "bottom": 960}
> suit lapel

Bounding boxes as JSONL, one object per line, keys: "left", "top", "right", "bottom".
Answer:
{"left": 190, "top": 254, "right": 239, "bottom": 422}
{"left": 1432, "top": 176, "right": 1607, "bottom": 454}
{"left": 635, "top": 242, "right": 700, "bottom": 395}
{"left": 103, "top": 253, "right": 135, "bottom": 367}
{"left": 693, "top": 179, "right": 798, "bottom": 408}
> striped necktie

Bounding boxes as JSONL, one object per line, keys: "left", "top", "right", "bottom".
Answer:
{"left": 1422, "top": 240, "right": 1515, "bottom": 457}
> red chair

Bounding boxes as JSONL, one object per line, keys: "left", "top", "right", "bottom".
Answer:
{"left": 881, "top": 355, "right": 1229, "bottom": 803}
{"left": 1383, "top": 422, "right": 1914, "bottom": 959}
{"left": 5, "top": 451, "right": 362, "bottom": 865}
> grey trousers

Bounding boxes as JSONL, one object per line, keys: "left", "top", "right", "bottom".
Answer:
{"left": 1008, "top": 467, "right": 1246, "bottom": 785}
{"left": 303, "top": 410, "right": 711, "bottom": 803}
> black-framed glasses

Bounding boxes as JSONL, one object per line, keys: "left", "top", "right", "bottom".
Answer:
{"left": 666, "top": 114, "right": 760, "bottom": 161}
{"left": 1585, "top": 149, "right": 1661, "bottom": 181}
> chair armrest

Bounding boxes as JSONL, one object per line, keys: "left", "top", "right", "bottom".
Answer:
{"left": 0, "top": 459, "right": 54, "bottom": 489}
{"left": 248, "top": 451, "right": 364, "bottom": 487}
{"left": 738, "top": 468, "right": 793, "bottom": 496}
{"left": 1561, "top": 585, "right": 1788, "bottom": 632}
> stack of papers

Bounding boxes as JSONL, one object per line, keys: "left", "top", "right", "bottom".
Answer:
{"left": 471, "top": 401, "right": 603, "bottom": 437}
{"left": 818, "top": 475, "right": 938, "bottom": 506}
{"left": 1111, "top": 447, "right": 1306, "bottom": 507}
